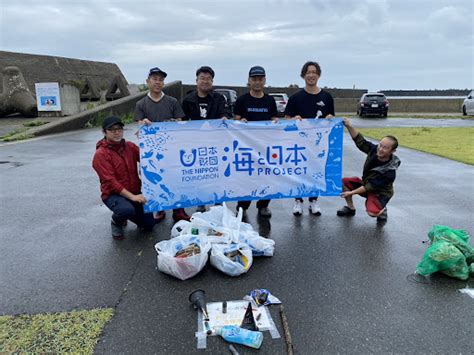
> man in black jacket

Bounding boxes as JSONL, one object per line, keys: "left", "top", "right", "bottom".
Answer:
{"left": 337, "top": 117, "right": 400, "bottom": 222}
{"left": 182, "top": 66, "right": 231, "bottom": 213}
{"left": 182, "top": 66, "right": 231, "bottom": 121}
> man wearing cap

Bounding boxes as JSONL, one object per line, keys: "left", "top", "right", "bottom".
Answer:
{"left": 234, "top": 66, "right": 278, "bottom": 218}
{"left": 92, "top": 116, "right": 155, "bottom": 240}
{"left": 134, "top": 67, "right": 190, "bottom": 222}
{"left": 284, "top": 61, "right": 335, "bottom": 217}
{"left": 181, "top": 66, "right": 231, "bottom": 213}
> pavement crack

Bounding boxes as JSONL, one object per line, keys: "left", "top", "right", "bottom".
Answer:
{"left": 113, "top": 249, "right": 144, "bottom": 309}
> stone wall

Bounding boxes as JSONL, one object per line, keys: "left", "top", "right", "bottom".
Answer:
{"left": 0, "top": 51, "right": 127, "bottom": 93}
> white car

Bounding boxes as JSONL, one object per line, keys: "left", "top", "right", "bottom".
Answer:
{"left": 269, "top": 93, "right": 289, "bottom": 116}
{"left": 462, "top": 90, "right": 474, "bottom": 116}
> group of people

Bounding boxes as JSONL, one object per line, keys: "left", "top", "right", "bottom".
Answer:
{"left": 93, "top": 61, "right": 400, "bottom": 239}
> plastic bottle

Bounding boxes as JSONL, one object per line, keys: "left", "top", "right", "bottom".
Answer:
{"left": 215, "top": 325, "right": 263, "bottom": 349}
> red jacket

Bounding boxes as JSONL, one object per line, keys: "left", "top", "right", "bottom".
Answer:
{"left": 92, "top": 138, "right": 142, "bottom": 201}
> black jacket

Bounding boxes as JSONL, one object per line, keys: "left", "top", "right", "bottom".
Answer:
{"left": 182, "top": 90, "right": 231, "bottom": 120}
{"left": 354, "top": 133, "right": 401, "bottom": 198}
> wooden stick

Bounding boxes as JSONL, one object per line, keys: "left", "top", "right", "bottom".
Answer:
{"left": 279, "top": 305, "right": 294, "bottom": 355}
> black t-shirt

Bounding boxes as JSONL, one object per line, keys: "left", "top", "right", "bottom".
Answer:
{"left": 234, "top": 93, "right": 278, "bottom": 121}
{"left": 197, "top": 95, "right": 211, "bottom": 119}
{"left": 284, "top": 89, "right": 335, "bottom": 118}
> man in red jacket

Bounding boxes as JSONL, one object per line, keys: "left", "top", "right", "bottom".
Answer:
{"left": 92, "top": 116, "right": 155, "bottom": 239}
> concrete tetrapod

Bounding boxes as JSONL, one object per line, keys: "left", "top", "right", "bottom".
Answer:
{"left": 0, "top": 66, "right": 37, "bottom": 117}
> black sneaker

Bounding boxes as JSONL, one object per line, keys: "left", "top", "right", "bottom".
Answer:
{"left": 196, "top": 205, "right": 206, "bottom": 213}
{"left": 377, "top": 209, "right": 388, "bottom": 222}
{"left": 111, "top": 220, "right": 124, "bottom": 240}
{"left": 336, "top": 206, "right": 356, "bottom": 217}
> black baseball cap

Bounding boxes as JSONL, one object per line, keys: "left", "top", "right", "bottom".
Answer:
{"left": 102, "top": 116, "right": 124, "bottom": 130}
{"left": 196, "top": 66, "right": 215, "bottom": 78}
{"left": 148, "top": 67, "right": 167, "bottom": 78}
{"left": 249, "top": 66, "right": 266, "bottom": 77}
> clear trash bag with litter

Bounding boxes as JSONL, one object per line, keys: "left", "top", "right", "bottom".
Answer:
{"left": 210, "top": 243, "right": 253, "bottom": 276}
{"left": 155, "top": 234, "right": 211, "bottom": 280}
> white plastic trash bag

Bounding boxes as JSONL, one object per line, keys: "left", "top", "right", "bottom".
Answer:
{"left": 239, "top": 230, "right": 275, "bottom": 257}
{"left": 171, "top": 220, "right": 191, "bottom": 237}
{"left": 210, "top": 243, "right": 253, "bottom": 276}
{"left": 155, "top": 235, "right": 211, "bottom": 280}
{"left": 188, "top": 216, "right": 234, "bottom": 244}
{"left": 189, "top": 203, "right": 242, "bottom": 244}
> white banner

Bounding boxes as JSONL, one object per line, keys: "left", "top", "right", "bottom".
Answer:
{"left": 139, "top": 119, "right": 343, "bottom": 212}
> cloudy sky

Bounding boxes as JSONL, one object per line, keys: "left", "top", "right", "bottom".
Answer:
{"left": 1, "top": 0, "right": 472, "bottom": 91}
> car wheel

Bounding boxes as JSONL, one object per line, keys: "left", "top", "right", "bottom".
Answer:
{"left": 462, "top": 106, "right": 467, "bottom": 116}
{"left": 382, "top": 112, "right": 388, "bottom": 118}
{"left": 358, "top": 110, "right": 363, "bottom": 118}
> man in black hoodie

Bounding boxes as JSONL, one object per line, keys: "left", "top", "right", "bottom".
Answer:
{"left": 181, "top": 66, "right": 231, "bottom": 212}
{"left": 337, "top": 117, "right": 401, "bottom": 222}
{"left": 182, "top": 66, "right": 231, "bottom": 121}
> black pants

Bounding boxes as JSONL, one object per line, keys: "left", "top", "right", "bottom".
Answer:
{"left": 237, "top": 199, "right": 270, "bottom": 210}
{"left": 104, "top": 195, "right": 155, "bottom": 231}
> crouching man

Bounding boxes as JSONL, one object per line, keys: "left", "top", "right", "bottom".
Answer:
{"left": 337, "top": 117, "right": 401, "bottom": 222}
{"left": 92, "top": 116, "right": 155, "bottom": 239}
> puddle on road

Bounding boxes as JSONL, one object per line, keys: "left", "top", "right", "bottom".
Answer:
{"left": 0, "top": 160, "right": 25, "bottom": 167}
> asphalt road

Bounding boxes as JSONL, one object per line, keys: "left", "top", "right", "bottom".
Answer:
{"left": 1, "top": 125, "right": 473, "bottom": 354}
{"left": 1, "top": 115, "right": 473, "bottom": 139}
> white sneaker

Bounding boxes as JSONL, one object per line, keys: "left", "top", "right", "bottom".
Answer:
{"left": 293, "top": 201, "right": 303, "bottom": 215}
{"left": 309, "top": 200, "right": 322, "bottom": 215}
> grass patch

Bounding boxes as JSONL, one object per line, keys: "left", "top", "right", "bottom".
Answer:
{"left": 343, "top": 114, "right": 468, "bottom": 119}
{"left": 23, "top": 120, "right": 49, "bottom": 127}
{"left": 359, "top": 127, "right": 474, "bottom": 165}
{"left": 0, "top": 308, "right": 114, "bottom": 353}
{"left": 2, "top": 133, "right": 35, "bottom": 142}
{"left": 0, "top": 127, "right": 32, "bottom": 142}
{"left": 85, "top": 112, "right": 134, "bottom": 128}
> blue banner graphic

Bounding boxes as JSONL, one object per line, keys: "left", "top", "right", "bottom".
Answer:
{"left": 139, "top": 119, "right": 343, "bottom": 212}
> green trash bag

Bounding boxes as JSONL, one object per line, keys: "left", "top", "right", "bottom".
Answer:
{"left": 416, "top": 240, "right": 470, "bottom": 280}
{"left": 428, "top": 225, "right": 474, "bottom": 264}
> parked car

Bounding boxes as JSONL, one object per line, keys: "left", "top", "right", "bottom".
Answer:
{"left": 357, "top": 92, "right": 389, "bottom": 118}
{"left": 462, "top": 90, "right": 474, "bottom": 116}
{"left": 269, "top": 93, "right": 289, "bottom": 116}
{"left": 214, "top": 88, "right": 238, "bottom": 116}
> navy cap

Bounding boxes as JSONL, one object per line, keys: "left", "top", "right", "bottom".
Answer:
{"left": 148, "top": 67, "right": 167, "bottom": 78}
{"left": 249, "top": 66, "right": 266, "bottom": 77}
{"left": 196, "top": 66, "right": 215, "bottom": 78}
{"left": 102, "top": 116, "right": 124, "bottom": 130}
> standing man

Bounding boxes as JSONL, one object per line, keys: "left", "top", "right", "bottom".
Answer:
{"left": 337, "top": 117, "right": 400, "bottom": 222}
{"left": 234, "top": 65, "right": 278, "bottom": 218}
{"left": 284, "top": 61, "right": 335, "bottom": 216}
{"left": 134, "top": 67, "right": 190, "bottom": 223}
{"left": 92, "top": 116, "right": 155, "bottom": 240}
{"left": 182, "top": 66, "right": 231, "bottom": 121}
{"left": 182, "top": 66, "right": 231, "bottom": 212}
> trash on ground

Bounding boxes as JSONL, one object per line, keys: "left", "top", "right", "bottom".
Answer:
{"left": 158, "top": 203, "right": 276, "bottom": 279}
{"left": 210, "top": 243, "right": 253, "bottom": 276}
{"left": 458, "top": 288, "right": 474, "bottom": 299}
{"left": 195, "top": 299, "right": 280, "bottom": 349}
{"left": 189, "top": 289, "right": 210, "bottom": 321}
{"left": 416, "top": 225, "right": 474, "bottom": 281}
{"left": 155, "top": 235, "right": 210, "bottom": 280}
{"left": 244, "top": 289, "right": 282, "bottom": 306}
{"left": 215, "top": 325, "right": 263, "bottom": 349}
{"left": 240, "top": 302, "right": 258, "bottom": 331}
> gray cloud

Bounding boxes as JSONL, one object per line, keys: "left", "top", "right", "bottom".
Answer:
{"left": 1, "top": 0, "right": 472, "bottom": 90}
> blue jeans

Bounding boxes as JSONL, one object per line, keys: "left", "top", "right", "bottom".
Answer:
{"left": 104, "top": 195, "right": 155, "bottom": 231}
